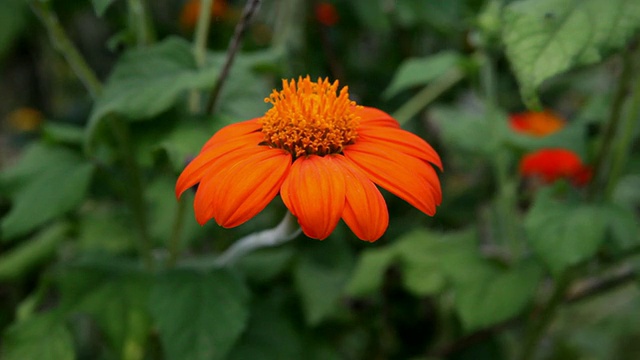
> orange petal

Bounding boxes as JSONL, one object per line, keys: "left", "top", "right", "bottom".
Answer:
{"left": 280, "top": 155, "right": 346, "bottom": 240}
{"left": 355, "top": 106, "right": 401, "bottom": 128}
{"left": 356, "top": 126, "right": 442, "bottom": 170}
{"left": 344, "top": 142, "right": 441, "bottom": 215}
{"left": 201, "top": 118, "right": 262, "bottom": 151}
{"left": 175, "top": 132, "right": 263, "bottom": 198}
{"left": 333, "top": 156, "right": 388, "bottom": 242}
{"left": 209, "top": 148, "right": 291, "bottom": 227}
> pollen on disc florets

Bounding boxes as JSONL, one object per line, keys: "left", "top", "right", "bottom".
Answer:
{"left": 259, "top": 76, "right": 360, "bottom": 158}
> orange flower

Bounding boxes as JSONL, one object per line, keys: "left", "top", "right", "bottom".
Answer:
{"left": 179, "top": 0, "right": 227, "bottom": 30}
{"left": 519, "top": 149, "right": 591, "bottom": 186}
{"left": 509, "top": 110, "right": 565, "bottom": 137}
{"left": 315, "top": 2, "right": 339, "bottom": 27}
{"left": 176, "top": 77, "right": 442, "bottom": 241}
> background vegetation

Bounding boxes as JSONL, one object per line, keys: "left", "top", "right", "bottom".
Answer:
{"left": 1, "top": 0, "right": 640, "bottom": 359}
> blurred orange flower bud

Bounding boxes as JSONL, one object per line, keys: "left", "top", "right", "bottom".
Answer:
{"left": 6, "top": 107, "right": 43, "bottom": 132}
{"left": 180, "top": 0, "right": 227, "bottom": 31}
{"left": 509, "top": 110, "right": 565, "bottom": 137}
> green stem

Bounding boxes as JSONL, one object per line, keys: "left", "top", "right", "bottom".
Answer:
{"left": 520, "top": 271, "right": 573, "bottom": 360}
{"left": 127, "top": 0, "right": 154, "bottom": 46}
{"left": 29, "top": 0, "right": 102, "bottom": 98}
{"left": 604, "top": 44, "right": 640, "bottom": 199}
{"left": 480, "top": 51, "right": 522, "bottom": 259}
{"left": 167, "top": 197, "right": 188, "bottom": 267}
{"left": 215, "top": 212, "right": 300, "bottom": 267}
{"left": 392, "top": 68, "right": 464, "bottom": 125}
{"left": 193, "top": 0, "right": 215, "bottom": 69}
{"left": 110, "top": 118, "right": 153, "bottom": 269}
{"left": 588, "top": 46, "right": 637, "bottom": 201}
{"left": 188, "top": 0, "right": 215, "bottom": 112}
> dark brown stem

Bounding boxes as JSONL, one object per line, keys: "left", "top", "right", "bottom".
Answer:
{"left": 206, "top": 0, "right": 262, "bottom": 114}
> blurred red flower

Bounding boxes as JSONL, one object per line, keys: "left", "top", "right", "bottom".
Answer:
{"left": 519, "top": 149, "right": 592, "bottom": 186}
{"left": 315, "top": 2, "right": 339, "bottom": 27}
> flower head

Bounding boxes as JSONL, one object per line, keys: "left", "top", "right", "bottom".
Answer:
{"left": 509, "top": 110, "right": 565, "bottom": 137}
{"left": 315, "top": 3, "right": 339, "bottom": 27}
{"left": 176, "top": 76, "right": 442, "bottom": 241}
{"left": 519, "top": 149, "right": 591, "bottom": 186}
{"left": 179, "top": 0, "right": 227, "bottom": 31}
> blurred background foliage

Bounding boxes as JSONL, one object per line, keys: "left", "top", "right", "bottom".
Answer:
{"left": 1, "top": 0, "right": 640, "bottom": 359}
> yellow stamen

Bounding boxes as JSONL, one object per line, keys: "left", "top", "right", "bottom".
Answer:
{"left": 259, "top": 76, "right": 360, "bottom": 158}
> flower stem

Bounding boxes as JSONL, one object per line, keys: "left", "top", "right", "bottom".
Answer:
{"left": 520, "top": 271, "right": 573, "bottom": 360}
{"left": 214, "top": 212, "right": 301, "bottom": 267}
{"left": 604, "top": 42, "right": 640, "bottom": 199}
{"left": 588, "top": 43, "right": 638, "bottom": 201}
{"left": 206, "top": 0, "right": 263, "bottom": 114}
{"left": 29, "top": 0, "right": 102, "bottom": 98}
{"left": 480, "top": 50, "right": 522, "bottom": 259}
{"left": 167, "top": 197, "right": 188, "bottom": 267}
{"left": 110, "top": 118, "right": 153, "bottom": 269}
{"left": 127, "top": 0, "right": 154, "bottom": 46}
{"left": 392, "top": 68, "right": 464, "bottom": 125}
{"left": 188, "top": 0, "right": 216, "bottom": 112}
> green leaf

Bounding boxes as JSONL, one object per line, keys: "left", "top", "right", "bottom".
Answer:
{"left": 394, "top": 228, "right": 493, "bottom": 292}
{"left": 344, "top": 247, "right": 398, "bottom": 297}
{"left": 1, "top": 313, "right": 75, "bottom": 360}
{"left": 505, "top": 121, "right": 587, "bottom": 157}
{"left": 384, "top": 51, "right": 462, "bottom": 98}
{"left": 86, "top": 37, "right": 215, "bottom": 146}
{"left": 428, "top": 106, "right": 494, "bottom": 155}
{"left": 91, "top": 0, "right": 117, "bottom": 17}
{"left": 525, "top": 190, "right": 608, "bottom": 274}
{"left": 503, "top": 0, "right": 640, "bottom": 106}
{"left": 0, "top": 143, "right": 95, "bottom": 241}
{"left": 235, "top": 246, "right": 295, "bottom": 283}
{"left": 56, "top": 260, "right": 153, "bottom": 359}
{"left": 150, "top": 269, "right": 250, "bottom": 360}
{"left": 85, "top": 38, "right": 279, "bottom": 151}
{"left": 228, "top": 298, "right": 303, "bottom": 360}
{"left": 294, "top": 240, "right": 353, "bottom": 325}
{"left": 0, "top": 0, "right": 27, "bottom": 60}
{"left": 455, "top": 261, "right": 543, "bottom": 331}
{"left": 0, "top": 222, "right": 69, "bottom": 281}
{"left": 601, "top": 203, "right": 640, "bottom": 251}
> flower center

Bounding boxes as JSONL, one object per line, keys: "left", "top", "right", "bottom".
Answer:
{"left": 259, "top": 76, "right": 360, "bottom": 158}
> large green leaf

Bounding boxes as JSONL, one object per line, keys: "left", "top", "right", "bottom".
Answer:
{"left": 344, "top": 247, "right": 398, "bottom": 297}
{"left": 294, "top": 240, "right": 354, "bottom": 325}
{"left": 0, "top": 222, "right": 69, "bottom": 281}
{"left": 85, "top": 37, "right": 279, "bottom": 151}
{"left": 0, "top": 143, "right": 95, "bottom": 241}
{"left": 503, "top": 0, "right": 640, "bottom": 106}
{"left": 149, "top": 269, "right": 250, "bottom": 360}
{"left": 428, "top": 106, "right": 497, "bottom": 155}
{"left": 455, "top": 260, "right": 543, "bottom": 331}
{"left": 85, "top": 37, "right": 216, "bottom": 145}
{"left": 0, "top": 0, "right": 27, "bottom": 60}
{"left": 525, "top": 190, "right": 608, "bottom": 274}
{"left": 383, "top": 51, "right": 462, "bottom": 98}
{"left": 345, "top": 228, "right": 491, "bottom": 298}
{"left": 91, "top": 0, "right": 117, "bottom": 17}
{"left": 56, "top": 259, "right": 153, "bottom": 359}
{"left": 1, "top": 313, "right": 75, "bottom": 360}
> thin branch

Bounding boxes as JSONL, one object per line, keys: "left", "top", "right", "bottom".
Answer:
{"left": 206, "top": 0, "right": 262, "bottom": 114}
{"left": 30, "top": 0, "right": 102, "bottom": 98}
{"left": 391, "top": 68, "right": 464, "bottom": 125}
